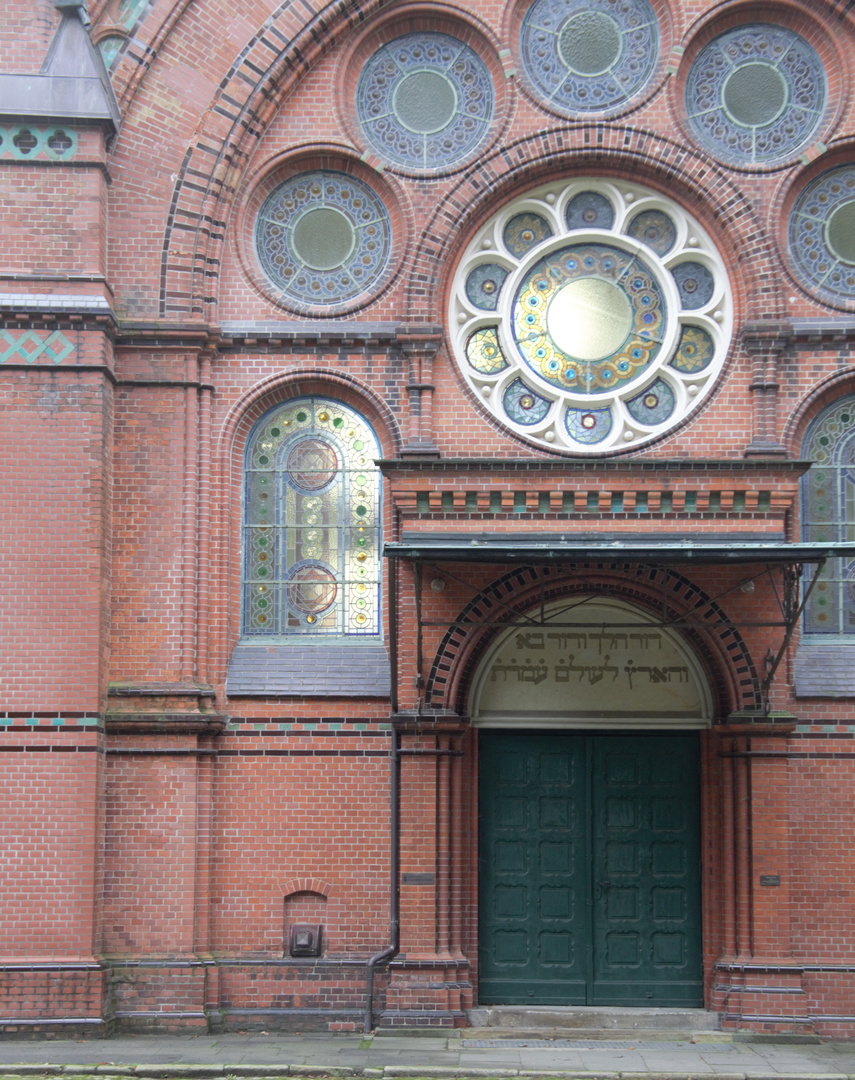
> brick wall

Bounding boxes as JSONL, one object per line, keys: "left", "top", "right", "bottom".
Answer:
{"left": 2, "top": 0, "right": 855, "bottom": 1036}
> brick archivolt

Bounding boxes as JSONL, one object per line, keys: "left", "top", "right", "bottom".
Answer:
{"left": 408, "top": 127, "right": 780, "bottom": 325}
{"left": 100, "top": 0, "right": 780, "bottom": 325}
{"left": 424, "top": 563, "right": 761, "bottom": 716}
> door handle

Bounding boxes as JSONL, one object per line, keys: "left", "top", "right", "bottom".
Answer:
{"left": 594, "top": 878, "right": 612, "bottom": 899}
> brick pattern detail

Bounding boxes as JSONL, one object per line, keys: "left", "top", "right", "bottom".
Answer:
{"left": 425, "top": 563, "right": 761, "bottom": 715}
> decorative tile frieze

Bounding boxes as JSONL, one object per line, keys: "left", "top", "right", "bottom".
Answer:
{"left": 0, "top": 328, "right": 75, "bottom": 364}
{"left": 0, "top": 125, "right": 78, "bottom": 160}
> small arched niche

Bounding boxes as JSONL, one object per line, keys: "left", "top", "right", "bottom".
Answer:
{"left": 470, "top": 597, "right": 712, "bottom": 728}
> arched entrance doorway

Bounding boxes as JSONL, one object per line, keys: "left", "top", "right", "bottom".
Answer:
{"left": 472, "top": 598, "right": 712, "bottom": 1007}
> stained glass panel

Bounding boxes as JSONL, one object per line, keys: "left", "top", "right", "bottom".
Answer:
{"left": 802, "top": 397, "right": 855, "bottom": 635}
{"left": 243, "top": 397, "right": 381, "bottom": 636}
{"left": 519, "top": 0, "right": 660, "bottom": 117}
{"left": 684, "top": 24, "right": 826, "bottom": 167}
{"left": 450, "top": 178, "right": 732, "bottom": 453}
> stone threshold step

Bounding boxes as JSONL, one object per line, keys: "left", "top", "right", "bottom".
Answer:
{"left": 465, "top": 1007, "right": 722, "bottom": 1033}
{"left": 462, "top": 1028, "right": 733, "bottom": 1043}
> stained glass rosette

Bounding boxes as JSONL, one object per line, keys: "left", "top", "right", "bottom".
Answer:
{"left": 684, "top": 24, "right": 827, "bottom": 168}
{"left": 355, "top": 33, "right": 495, "bottom": 172}
{"left": 788, "top": 165, "right": 855, "bottom": 307}
{"left": 255, "top": 171, "right": 391, "bottom": 309}
{"left": 511, "top": 244, "right": 665, "bottom": 395}
{"left": 451, "top": 179, "right": 732, "bottom": 453}
{"left": 243, "top": 397, "right": 381, "bottom": 636}
{"left": 519, "top": 0, "right": 660, "bottom": 117}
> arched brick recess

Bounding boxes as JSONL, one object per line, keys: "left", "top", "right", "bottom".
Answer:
{"left": 404, "top": 127, "right": 780, "bottom": 325}
{"left": 281, "top": 878, "right": 333, "bottom": 898}
{"left": 99, "top": 0, "right": 193, "bottom": 112}
{"left": 425, "top": 563, "right": 761, "bottom": 716}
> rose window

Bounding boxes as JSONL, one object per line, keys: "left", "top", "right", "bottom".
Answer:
{"left": 788, "top": 165, "right": 855, "bottom": 306}
{"left": 355, "top": 32, "right": 495, "bottom": 172}
{"left": 684, "top": 24, "right": 827, "bottom": 168}
{"left": 450, "top": 179, "right": 732, "bottom": 453}
{"left": 519, "top": 0, "right": 660, "bottom": 117}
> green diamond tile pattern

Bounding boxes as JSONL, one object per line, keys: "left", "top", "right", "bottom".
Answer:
{"left": 0, "top": 329, "right": 75, "bottom": 365}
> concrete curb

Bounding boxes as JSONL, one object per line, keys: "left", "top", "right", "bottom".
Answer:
{"left": 1, "top": 1069, "right": 855, "bottom": 1080}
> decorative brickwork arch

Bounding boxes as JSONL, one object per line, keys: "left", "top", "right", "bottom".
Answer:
{"left": 281, "top": 878, "right": 333, "bottom": 898}
{"left": 782, "top": 369, "right": 855, "bottom": 455}
{"left": 108, "top": 0, "right": 402, "bottom": 319}
{"left": 403, "top": 127, "right": 780, "bottom": 325}
{"left": 425, "top": 563, "right": 761, "bottom": 716}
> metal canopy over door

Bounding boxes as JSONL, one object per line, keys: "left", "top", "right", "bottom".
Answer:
{"left": 478, "top": 731, "right": 702, "bottom": 1006}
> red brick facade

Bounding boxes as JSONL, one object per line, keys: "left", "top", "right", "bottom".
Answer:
{"left": 2, "top": 0, "right": 855, "bottom": 1038}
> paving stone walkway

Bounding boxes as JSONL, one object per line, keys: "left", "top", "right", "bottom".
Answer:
{"left": 0, "top": 1032, "right": 854, "bottom": 1080}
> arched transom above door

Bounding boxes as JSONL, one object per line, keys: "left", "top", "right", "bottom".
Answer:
{"left": 471, "top": 597, "right": 712, "bottom": 726}
{"left": 450, "top": 178, "right": 732, "bottom": 454}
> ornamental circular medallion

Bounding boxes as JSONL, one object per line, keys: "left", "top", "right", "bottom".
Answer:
{"left": 355, "top": 33, "right": 495, "bottom": 172}
{"left": 255, "top": 170, "right": 391, "bottom": 307}
{"left": 684, "top": 24, "right": 827, "bottom": 167}
{"left": 519, "top": 0, "right": 660, "bottom": 116}
{"left": 450, "top": 179, "right": 732, "bottom": 454}
{"left": 286, "top": 438, "right": 339, "bottom": 493}
{"left": 285, "top": 562, "right": 338, "bottom": 617}
{"left": 788, "top": 165, "right": 855, "bottom": 305}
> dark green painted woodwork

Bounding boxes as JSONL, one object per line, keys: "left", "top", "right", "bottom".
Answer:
{"left": 478, "top": 732, "right": 702, "bottom": 1006}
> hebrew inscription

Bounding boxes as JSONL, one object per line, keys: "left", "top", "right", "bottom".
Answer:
{"left": 477, "top": 602, "right": 705, "bottom": 719}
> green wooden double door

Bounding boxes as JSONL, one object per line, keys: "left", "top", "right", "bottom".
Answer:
{"left": 478, "top": 732, "right": 703, "bottom": 1006}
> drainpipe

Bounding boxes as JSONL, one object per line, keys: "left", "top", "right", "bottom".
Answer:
{"left": 364, "top": 725, "right": 401, "bottom": 1033}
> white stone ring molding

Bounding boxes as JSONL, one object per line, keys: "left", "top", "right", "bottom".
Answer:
{"left": 449, "top": 179, "right": 733, "bottom": 454}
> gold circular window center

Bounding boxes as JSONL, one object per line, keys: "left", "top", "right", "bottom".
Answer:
{"left": 546, "top": 277, "right": 633, "bottom": 361}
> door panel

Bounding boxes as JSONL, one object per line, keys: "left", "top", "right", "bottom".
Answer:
{"left": 479, "top": 732, "right": 702, "bottom": 1006}
{"left": 479, "top": 734, "right": 588, "bottom": 1003}
{"left": 590, "top": 734, "right": 702, "bottom": 1005}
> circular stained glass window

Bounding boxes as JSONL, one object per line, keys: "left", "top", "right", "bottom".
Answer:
{"left": 788, "top": 164, "right": 855, "bottom": 305}
{"left": 519, "top": 0, "right": 660, "bottom": 117}
{"left": 255, "top": 170, "right": 392, "bottom": 307}
{"left": 355, "top": 33, "right": 495, "bottom": 172}
{"left": 450, "top": 179, "right": 732, "bottom": 454}
{"left": 285, "top": 562, "right": 338, "bottom": 617}
{"left": 684, "top": 24, "right": 827, "bottom": 167}
{"left": 286, "top": 438, "right": 338, "bottom": 492}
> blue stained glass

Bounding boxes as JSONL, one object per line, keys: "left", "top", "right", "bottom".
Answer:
{"left": 802, "top": 397, "right": 855, "bottom": 635}
{"left": 355, "top": 33, "right": 495, "bottom": 171}
{"left": 626, "top": 378, "right": 675, "bottom": 425}
{"left": 520, "top": 0, "right": 659, "bottom": 116}
{"left": 684, "top": 24, "right": 826, "bottom": 167}
{"left": 671, "top": 262, "right": 714, "bottom": 309}
{"left": 565, "top": 192, "right": 615, "bottom": 230}
{"left": 504, "top": 213, "right": 553, "bottom": 257}
{"left": 789, "top": 165, "right": 855, "bottom": 304}
{"left": 256, "top": 171, "right": 391, "bottom": 308}
{"left": 466, "top": 264, "right": 509, "bottom": 310}
{"left": 503, "top": 379, "right": 551, "bottom": 425}
{"left": 566, "top": 406, "right": 612, "bottom": 443}
{"left": 627, "top": 210, "right": 676, "bottom": 255}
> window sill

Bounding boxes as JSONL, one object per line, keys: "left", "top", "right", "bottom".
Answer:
{"left": 794, "top": 641, "right": 855, "bottom": 697}
{"left": 226, "top": 640, "right": 390, "bottom": 698}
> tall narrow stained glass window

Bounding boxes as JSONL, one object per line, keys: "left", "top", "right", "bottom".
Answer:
{"left": 243, "top": 397, "right": 381, "bottom": 637}
{"left": 802, "top": 396, "right": 855, "bottom": 636}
